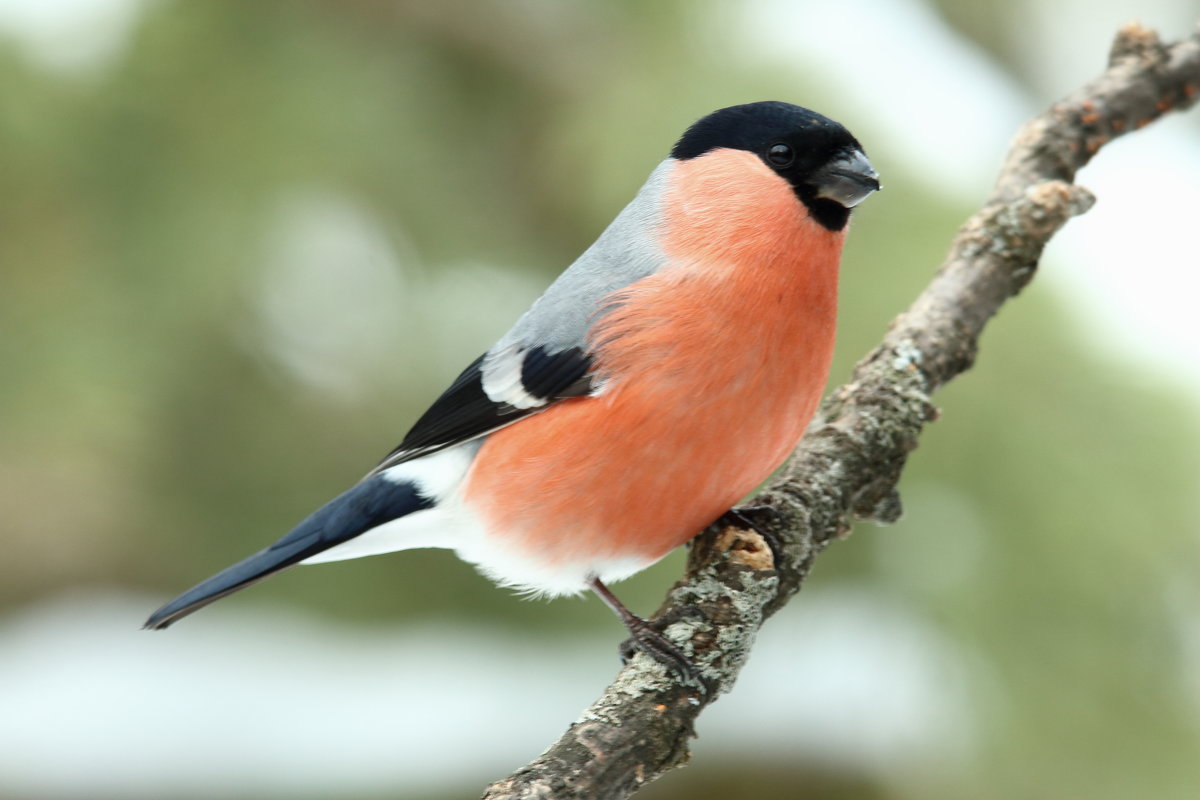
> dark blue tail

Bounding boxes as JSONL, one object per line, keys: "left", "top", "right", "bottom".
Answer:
{"left": 144, "top": 475, "right": 431, "bottom": 629}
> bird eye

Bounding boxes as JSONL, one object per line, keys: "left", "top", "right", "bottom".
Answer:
{"left": 766, "top": 142, "right": 795, "bottom": 167}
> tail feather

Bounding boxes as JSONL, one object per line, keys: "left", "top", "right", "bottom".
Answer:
{"left": 144, "top": 475, "right": 432, "bottom": 629}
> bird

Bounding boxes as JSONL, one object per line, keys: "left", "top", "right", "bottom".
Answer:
{"left": 145, "top": 101, "right": 879, "bottom": 679}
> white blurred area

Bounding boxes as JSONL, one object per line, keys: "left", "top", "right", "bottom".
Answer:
{"left": 2, "top": 0, "right": 1198, "bottom": 796}
{"left": 0, "top": 588, "right": 969, "bottom": 797}
{"left": 0, "top": 0, "right": 147, "bottom": 76}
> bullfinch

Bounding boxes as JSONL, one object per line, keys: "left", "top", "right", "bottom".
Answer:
{"left": 145, "top": 101, "right": 879, "bottom": 677}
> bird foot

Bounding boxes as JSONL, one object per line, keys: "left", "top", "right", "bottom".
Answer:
{"left": 616, "top": 605, "right": 708, "bottom": 691}
{"left": 590, "top": 577, "right": 708, "bottom": 693}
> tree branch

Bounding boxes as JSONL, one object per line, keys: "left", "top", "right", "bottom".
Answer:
{"left": 483, "top": 22, "right": 1200, "bottom": 800}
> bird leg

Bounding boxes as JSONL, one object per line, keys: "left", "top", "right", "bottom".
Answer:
{"left": 588, "top": 577, "right": 706, "bottom": 691}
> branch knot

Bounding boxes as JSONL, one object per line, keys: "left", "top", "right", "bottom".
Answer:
{"left": 1109, "top": 22, "right": 1167, "bottom": 67}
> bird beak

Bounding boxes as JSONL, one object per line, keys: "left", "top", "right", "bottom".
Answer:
{"left": 813, "top": 149, "right": 880, "bottom": 208}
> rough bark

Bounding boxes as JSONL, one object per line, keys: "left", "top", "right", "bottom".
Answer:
{"left": 483, "top": 22, "right": 1200, "bottom": 800}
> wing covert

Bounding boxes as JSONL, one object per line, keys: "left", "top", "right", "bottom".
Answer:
{"left": 370, "top": 346, "right": 594, "bottom": 473}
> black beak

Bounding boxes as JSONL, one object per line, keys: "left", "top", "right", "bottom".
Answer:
{"left": 813, "top": 149, "right": 880, "bottom": 208}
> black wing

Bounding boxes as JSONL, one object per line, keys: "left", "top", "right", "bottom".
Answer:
{"left": 370, "top": 345, "right": 594, "bottom": 473}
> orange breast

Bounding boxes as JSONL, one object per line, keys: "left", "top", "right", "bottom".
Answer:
{"left": 462, "top": 150, "right": 845, "bottom": 575}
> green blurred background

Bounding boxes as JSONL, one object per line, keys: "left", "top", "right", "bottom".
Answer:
{"left": 2, "top": 1, "right": 1198, "bottom": 798}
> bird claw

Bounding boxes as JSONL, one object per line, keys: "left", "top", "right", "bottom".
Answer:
{"left": 590, "top": 577, "right": 709, "bottom": 693}
{"left": 616, "top": 605, "right": 708, "bottom": 692}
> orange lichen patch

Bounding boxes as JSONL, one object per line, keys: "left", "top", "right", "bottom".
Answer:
{"left": 654, "top": 704, "right": 667, "bottom": 713}
{"left": 1080, "top": 111, "right": 1100, "bottom": 124}
{"left": 1185, "top": 84, "right": 1198, "bottom": 98}
{"left": 1111, "top": 118, "right": 1127, "bottom": 132}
